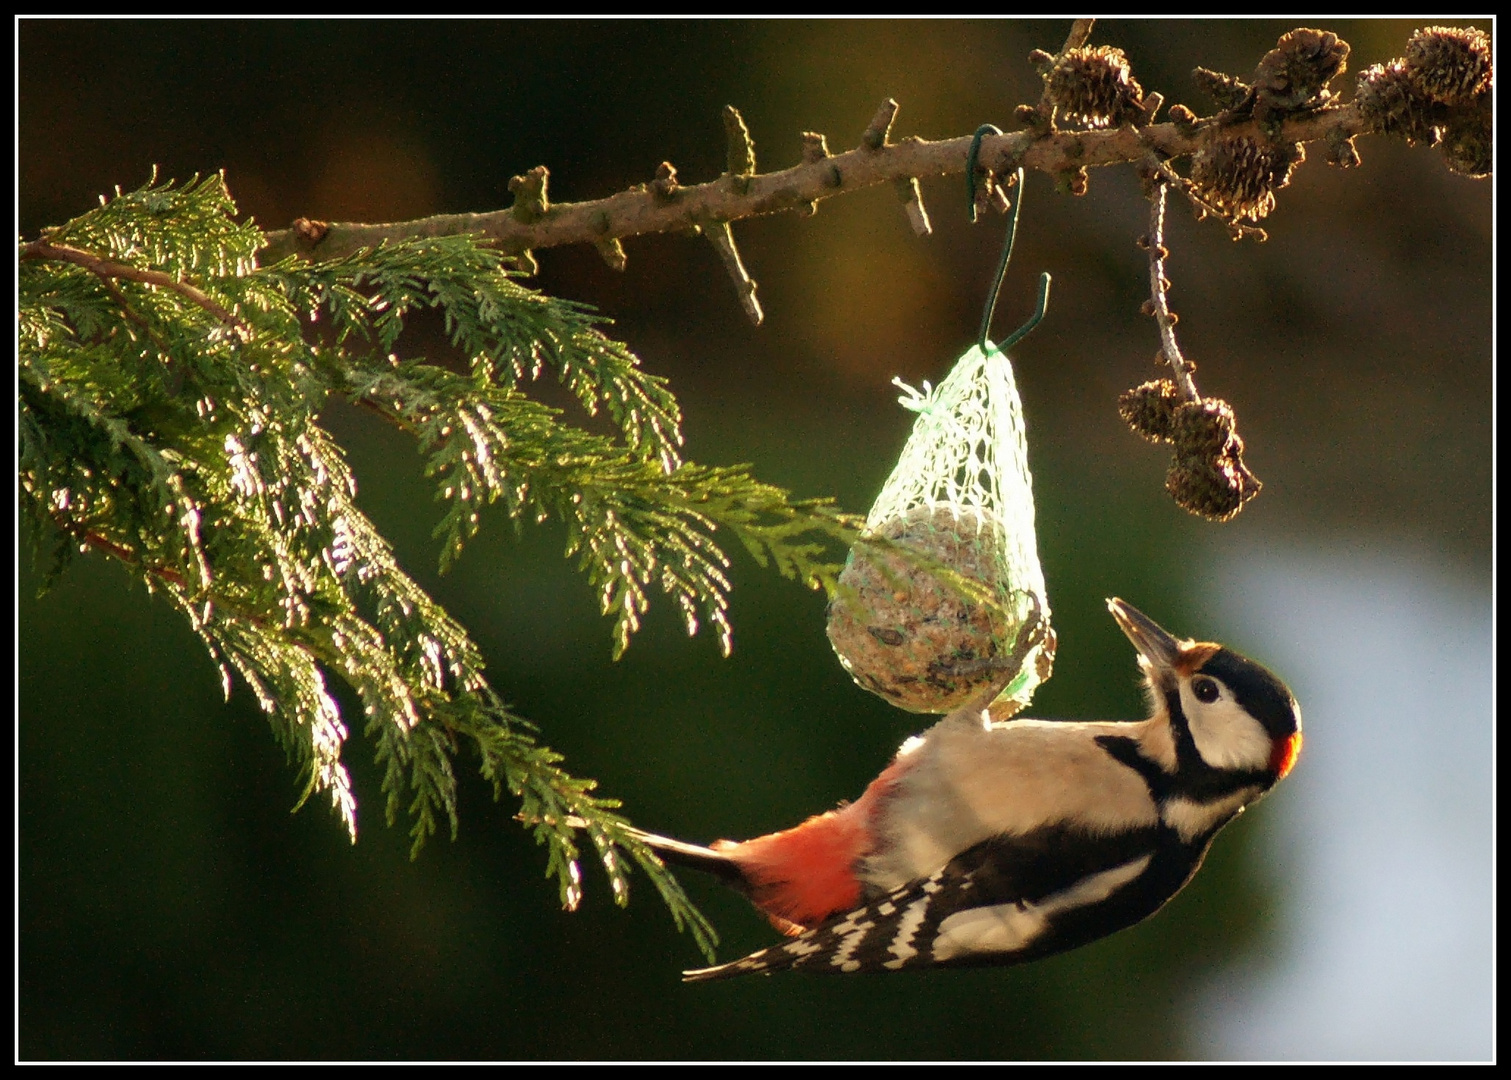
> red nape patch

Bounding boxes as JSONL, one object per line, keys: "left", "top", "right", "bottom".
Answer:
{"left": 1272, "top": 731, "right": 1302, "bottom": 780}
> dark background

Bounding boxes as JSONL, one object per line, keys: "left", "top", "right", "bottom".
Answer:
{"left": 19, "top": 19, "right": 1491, "bottom": 1060}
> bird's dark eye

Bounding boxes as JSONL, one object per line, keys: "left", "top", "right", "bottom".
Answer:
{"left": 1192, "top": 676, "right": 1221, "bottom": 703}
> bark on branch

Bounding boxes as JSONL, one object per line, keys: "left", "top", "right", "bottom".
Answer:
{"left": 21, "top": 238, "right": 244, "bottom": 327}
{"left": 259, "top": 105, "right": 1369, "bottom": 265}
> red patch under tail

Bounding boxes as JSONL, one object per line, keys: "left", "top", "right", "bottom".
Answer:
{"left": 718, "top": 757, "right": 910, "bottom": 933}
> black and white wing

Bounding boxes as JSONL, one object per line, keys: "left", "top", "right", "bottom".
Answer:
{"left": 682, "top": 824, "right": 1165, "bottom": 982}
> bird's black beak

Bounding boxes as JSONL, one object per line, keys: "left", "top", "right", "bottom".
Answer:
{"left": 1106, "top": 598, "right": 1182, "bottom": 674}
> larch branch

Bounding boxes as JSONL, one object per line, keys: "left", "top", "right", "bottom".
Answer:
{"left": 258, "top": 105, "right": 1369, "bottom": 265}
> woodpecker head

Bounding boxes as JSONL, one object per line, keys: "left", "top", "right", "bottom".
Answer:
{"left": 1107, "top": 598, "right": 1302, "bottom": 782}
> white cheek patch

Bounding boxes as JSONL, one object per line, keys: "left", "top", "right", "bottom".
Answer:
{"left": 931, "top": 854, "right": 1152, "bottom": 962}
{"left": 1181, "top": 687, "right": 1273, "bottom": 772}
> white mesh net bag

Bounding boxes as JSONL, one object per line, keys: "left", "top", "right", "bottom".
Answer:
{"left": 826, "top": 341, "right": 1055, "bottom": 716}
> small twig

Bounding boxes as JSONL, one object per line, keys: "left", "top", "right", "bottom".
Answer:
{"left": 508, "top": 250, "right": 540, "bottom": 276}
{"left": 861, "top": 98, "right": 899, "bottom": 150}
{"left": 724, "top": 105, "right": 757, "bottom": 192}
{"left": 979, "top": 183, "right": 1012, "bottom": 219}
{"left": 99, "top": 276, "right": 184, "bottom": 391}
{"left": 595, "top": 238, "right": 628, "bottom": 272}
{"left": 1025, "top": 20, "right": 1100, "bottom": 132}
{"left": 20, "top": 239, "right": 244, "bottom": 328}
{"left": 291, "top": 218, "right": 330, "bottom": 245}
{"left": 705, "top": 221, "right": 763, "bottom": 326}
{"left": 1063, "top": 18, "right": 1096, "bottom": 53}
{"left": 509, "top": 166, "right": 550, "bottom": 223}
{"left": 100, "top": 277, "right": 151, "bottom": 333}
{"left": 72, "top": 525, "right": 183, "bottom": 584}
{"left": 800, "top": 132, "right": 830, "bottom": 164}
{"left": 47, "top": 512, "right": 255, "bottom": 632}
{"left": 1143, "top": 178, "right": 1199, "bottom": 401}
{"left": 797, "top": 134, "right": 829, "bottom": 216}
{"left": 348, "top": 390, "right": 422, "bottom": 437}
{"left": 47, "top": 511, "right": 357, "bottom": 696}
{"left": 1143, "top": 153, "right": 1269, "bottom": 242}
{"left": 893, "top": 177, "right": 932, "bottom": 236}
{"left": 651, "top": 161, "right": 679, "bottom": 198}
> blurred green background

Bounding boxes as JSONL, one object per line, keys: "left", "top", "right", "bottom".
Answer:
{"left": 19, "top": 19, "right": 1491, "bottom": 1061}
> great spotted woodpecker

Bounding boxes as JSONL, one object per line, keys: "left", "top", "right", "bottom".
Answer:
{"left": 632, "top": 598, "right": 1302, "bottom": 981}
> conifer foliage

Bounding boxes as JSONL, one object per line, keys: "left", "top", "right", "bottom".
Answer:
{"left": 18, "top": 172, "right": 864, "bottom": 956}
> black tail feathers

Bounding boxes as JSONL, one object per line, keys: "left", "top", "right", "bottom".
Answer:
{"left": 625, "top": 826, "right": 746, "bottom": 888}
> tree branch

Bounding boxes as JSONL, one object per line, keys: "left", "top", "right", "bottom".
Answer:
{"left": 1142, "top": 179, "right": 1198, "bottom": 401}
{"left": 20, "top": 238, "right": 245, "bottom": 328}
{"left": 259, "top": 105, "right": 1368, "bottom": 265}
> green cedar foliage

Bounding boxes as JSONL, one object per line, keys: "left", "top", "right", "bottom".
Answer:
{"left": 18, "top": 171, "right": 866, "bottom": 958}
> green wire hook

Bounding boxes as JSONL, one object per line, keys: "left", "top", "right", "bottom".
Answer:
{"left": 967, "top": 124, "right": 1052, "bottom": 354}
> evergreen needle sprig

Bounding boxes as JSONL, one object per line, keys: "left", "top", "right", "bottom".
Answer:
{"left": 341, "top": 361, "right": 863, "bottom": 657}
{"left": 17, "top": 170, "right": 866, "bottom": 958}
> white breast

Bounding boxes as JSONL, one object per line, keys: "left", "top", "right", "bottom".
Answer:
{"left": 861, "top": 715, "right": 1165, "bottom": 891}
